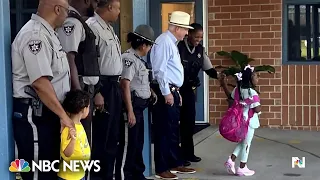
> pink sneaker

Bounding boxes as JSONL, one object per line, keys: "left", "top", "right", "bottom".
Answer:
{"left": 224, "top": 157, "right": 235, "bottom": 174}
{"left": 236, "top": 166, "right": 255, "bottom": 176}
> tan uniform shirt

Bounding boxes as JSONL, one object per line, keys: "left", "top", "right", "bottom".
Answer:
{"left": 86, "top": 13, "right": 122, "bottom": 76}
{"left": 56, "top": 6, "right": 99, "bottom": 85}
{"left": 121, "top": 48, "right": 151, "bottom": 99}
{"left": 12, "top": 14, "right": 70, "bottom": 102}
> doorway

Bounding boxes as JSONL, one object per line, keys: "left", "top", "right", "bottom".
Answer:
{"left": 149, "top": 0, "right": 208, "bottom": 124}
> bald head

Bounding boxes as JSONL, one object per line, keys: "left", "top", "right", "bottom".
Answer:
{"left": 37, "top": 0, "right": 69, "bottom": 29}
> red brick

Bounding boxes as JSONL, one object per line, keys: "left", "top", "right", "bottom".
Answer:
{"left": 209, "top": 33, "right": 222, "bottom": 39}
{"left": 260, "top": 86, "right": 274, "bottom": 92}
{"left": 241, "top": 19, "right": 260, "bottom": 25}
{"left": 251, "top": 25, "right": 271, "bottom": 31}
{"left": 271, "top": 39, "right": 281, "bottom": 45}
{"left": 241, "top": 32, "right": 260, "bottom": 38}
{"left": 251, "top": 12, "right": 271, "bottom": 18}
{"left": 209, "top": 7, "right": 221, "bottom": 12}
{"left": 230, "top": 0, "right": 249, "bottom": 5}
{"left": 215, "top": 27, "right": 232, "bottom": 33}
{"left": 275, "top": 18, "right": 281, "bottom": 24}
{"left": 231, "top": 12, "right": 250, "bottom": 19}
{"left": 271, "top": 11, "right": 281, "bottom": 17}
{"left": 208, "top": 0, "right": 214, "bottom": 6}
{"left": 215, "top": 13, "right": 231, "bottom": 19}
{"left": 261, "top": 18, "right": 275, "bottom": 24}
{"left": 221, "top": 46, "right": 242, "bottom": 52}
{"left": 250, "top": 0, "right": 271, "bottom": 4}
{"left": 215, "top": 40, "right": 231, "bottom": 46}
{"left": 221, "top": 6, "right": 241, "bottom": 12}
{"left": 271, "top": 25, "right": 281, "bottom": 31}
{"left": 222, "top": 33, "right": 241, "bottom": 39}
{"left": 270, "top": 79, "right": 281, "bottom": 85}
{"left": 231, "top": 26, "right": 250, "bottom": 32}
{"left": 250, "top": 52, "right": 270, "bottom": 58}
{"left": 261, "top": 5, "right": 275, "bottom": 11}
{"left": 261, "top": 32, "right": 274, "bottom": 38}
{"left": 215, "top": 0, "right": 230, "bottom": 6}
{"left": 241, "top": 5, "right": 261, "bottom": 12}
{"left": 231, "top": 39, "right": 251, "bottom": 45}
{"left": 261, "top": 112, "right": 275, "bottom": 118}
{"left": 222, "top": 19, "right": 241, "bottom": 25}
{"left": 251, "top": 39, "right": 271, "bottom": 45}
{"left": 242, "top": 46, "right": 261, "bottom": 52}
{"left": 208, "top": 20, "right": 221, "bottom": 26}
{"left": 271, "top": 52, "right": 281, "bottom": 58}
{"left": 262, "top": 46, "right": 275, "bottom": 51}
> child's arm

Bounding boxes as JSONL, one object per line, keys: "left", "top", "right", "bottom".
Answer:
{"left": 219, "top": 74, "right": 232, "bottom": 99}
{"left": 63, "top": 128, "right": 77, "bottom": 157}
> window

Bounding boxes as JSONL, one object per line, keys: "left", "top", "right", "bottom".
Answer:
{"left": 283, "top": 0, "right": 320, "bottom": 64}
{"left": 9, "top": 0, "right": 120, "bottom": 42}
{"left": 10, "top": 0, "right": 38, "bottom": 42}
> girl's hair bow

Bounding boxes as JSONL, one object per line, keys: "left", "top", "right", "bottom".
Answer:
{"left": 244, "top": 64, "right": 254, "bottom": 72}
{"left": 235, "top": 72, "right": 242, "bottom": 81}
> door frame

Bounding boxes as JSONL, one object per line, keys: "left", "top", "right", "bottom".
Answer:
{"left": 149, "top": 0, "right": 209, "bottom": 124}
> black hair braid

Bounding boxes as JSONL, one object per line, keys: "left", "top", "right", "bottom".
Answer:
{"left": 237, "top": 80, "right": 243, "bottom": 101}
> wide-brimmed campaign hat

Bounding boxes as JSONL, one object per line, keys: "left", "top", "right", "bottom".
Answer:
{"left": 168, "top": 11, "right": 194, "bottom": 29}
{"left": 131, "top": 24, "right": 155, "bottom": 44}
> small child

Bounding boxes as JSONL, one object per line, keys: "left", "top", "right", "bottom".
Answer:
{"left": 220, "top": 65, "right": 261, "bottom": 176}
{"left": 58, "top": 90, "right": 91, "bottom": 180}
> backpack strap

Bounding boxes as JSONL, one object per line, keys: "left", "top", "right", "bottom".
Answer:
{"left": 234, "top": 87, "right": 240, "bottom": 101}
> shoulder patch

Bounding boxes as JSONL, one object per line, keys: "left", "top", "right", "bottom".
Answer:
{"left": 28, "top": 40, "right": 42, "bottom": 55}
{"left": 63, "top": 24, "right": 75, "bottom": 36}
{"left": 124, "top": 59, "right": 134, "bottom": 68}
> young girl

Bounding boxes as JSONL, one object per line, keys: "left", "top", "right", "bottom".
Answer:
{"left": 219, "top": 65, "right": 261, "bottom": 176}
{"left": 58, "top": 90, "right": 91, "bottom": 180}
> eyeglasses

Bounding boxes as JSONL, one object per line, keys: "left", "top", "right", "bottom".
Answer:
{"left": 57, "top": 5, "right": 70, "bottom": 14}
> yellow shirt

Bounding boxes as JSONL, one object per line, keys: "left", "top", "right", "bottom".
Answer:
{"left": 58, "top": 124, "right": 90, "bottom": 180}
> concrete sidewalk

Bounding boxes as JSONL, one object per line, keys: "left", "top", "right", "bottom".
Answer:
{"left": 150, "top": 126, "right": 320, "bottom": 180}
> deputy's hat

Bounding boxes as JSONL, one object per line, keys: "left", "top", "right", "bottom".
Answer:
{"left": 169, "top": 11, "right": 194, "bottom": 29}
{"left": 132, "top": 24, "right": 155, "bottom": 44}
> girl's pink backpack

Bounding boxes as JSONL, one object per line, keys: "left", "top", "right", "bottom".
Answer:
{"left": 219, "top": 88, "right": 249, "bottom": 143}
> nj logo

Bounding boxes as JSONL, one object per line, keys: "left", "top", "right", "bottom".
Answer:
{"left": 63, "top": 25, "right": 75, "bottom": 36}
{"left": 28, "top": 40, "right": 42, "bottom": 55}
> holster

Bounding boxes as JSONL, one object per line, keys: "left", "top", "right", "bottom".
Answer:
{"left": 24, "top": 85, "right": 43, "bottom": 117}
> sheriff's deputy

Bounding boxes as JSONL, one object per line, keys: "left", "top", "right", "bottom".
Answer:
{"left": 119, "top": 24, "right": 156, "bottom": 180}
{"left": 86, "top": 0, "right": 122, "bottom": 179}
{"left": 11, "top": 0, "right": 74, "bottom": 179}
{"left": 177, "top": 23, "right": 219, "bottom": 166}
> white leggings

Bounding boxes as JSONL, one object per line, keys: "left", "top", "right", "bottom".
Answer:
{"left": 232, "top": 126, "right": 255, "bottom": 163}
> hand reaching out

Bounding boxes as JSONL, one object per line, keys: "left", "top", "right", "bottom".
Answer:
{"left": 219, "top": 73, "right": 226, "bottom": 86}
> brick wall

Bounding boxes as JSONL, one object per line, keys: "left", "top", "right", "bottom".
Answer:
{"left": 207, "top": 0, "right": 320, "bottom": 130}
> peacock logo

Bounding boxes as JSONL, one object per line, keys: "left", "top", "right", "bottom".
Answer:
{"left": 9, "top": 159, "right": 31, "bottom": 172}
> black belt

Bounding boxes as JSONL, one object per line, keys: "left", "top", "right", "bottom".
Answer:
{"left": 13, "top": 98, "right": 32, "bottom": 105}
{"left": 100, "top": 75, "right": 121, "bottom": 82}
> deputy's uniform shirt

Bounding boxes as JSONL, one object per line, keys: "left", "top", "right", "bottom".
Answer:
{"left": 56, "top": 6, "right": 99, "bottom": 85}
{"left": 121, "top": 48, "right": 151, "bottom": 99}
{"left": 181, "top": 38, "right": 213, "bottom": 71}
{"left": 86, "top": 13, "right": 122, "bottom": 76}
{"left": 12, "top": 14, "right": 70, "bottom": 102}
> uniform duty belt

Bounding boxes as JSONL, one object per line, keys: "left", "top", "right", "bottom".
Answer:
{"left": 151, "top": 81, "right": 180, "bottom": 92}
{"left": 13, "top": 98, "right": 32, "bottom": 105}
{"left": 100, "top": 75, "right": 121, "bottom": 82}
